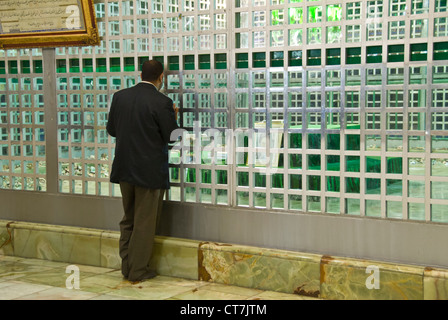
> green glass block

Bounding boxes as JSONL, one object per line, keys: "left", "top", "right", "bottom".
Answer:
{"left": 289, "top": 174, "right": 302, "bottom": 189}
{"left": 307, "top": 154, "right": 321, "bottom": 170}
{"left": 366, "top": 46, "right": 382, "bottom": 63}
{"left": 254, "top": 172, "right": 266, "bottom": 188}
{"left": 271, "top": 173, "right": 284, "bottom": 188}
{"left": 387, "top": 44, "right": 405, "bottom": 62}
{"left": 366, "top": 156, "right": 381, "bottom": 173}
{"left": 271, "top": 193, "right": 284, "bottom": 209}
{"left": 289, "top": 195, "right": 302, "bottom": 211}
{"left": 82, "top": 59, "right": 93, "bottom": 72}
{"left": 326, "top": 197, "right": 340, "bottom": 214}
{"left": 0, "top": 61, "right": 5, "bottom": 74}
{"left": 346, "top": 156, "right": 360, "bottom": 172}
{"left": 236, "top": 53, "right": 249, "bottom": 69}
{"left": 432, "top": 181, "right": 448, "bottom": 199}
{"left": 308, "top": 6, "right": 322, "bottom": 23}
{"left": 8, "top": 61, "right": 18, "bottom": 74}
{"left": 124, "top": 57, "right": 135, "bottom": 72}
{"left": 431, "top": 204, "right": 448, "bottom": 223}
{"left": 346, "top": 69, "right": 361, "bottom": 86}
{"left": 216, "top": 189, "right": 228, "bottom": 205}
{"left": 433, "top": 65, "right": 448, "bottom": 84}
{"left": 326, "top": 176, "right": 340, "bottom": 192}
{"left": 308, "top": 133, "right": 321, "bottom": 149}
{"left": 432, "top": 159, "right": 448, "bottom": 176}
{"left": 410, "top": 43, "right": 428, "bottom": 61}
{"left": 326, "top": 26, "right": 342, "bottom": 44}
{"left": 237, "top": 172, "right": 249, "bottom": 186}
{"left": 215, "top": 53, "right": 227, "bottom": 69}
{"left": 289, "top": 7, "right": 303, "bottom": 24}
{"left": 270, "top": 51, "right": 284, "bottom": 67}
{"left": 56, "top": 60, "right": 66, "bottom": 73}
{"left": 366, "top": 200, "right": 381, "bottom": 217}
{"left": 409, "top": 136, "right": 425, "bottom": 152}
{"left": 408, "top": 202, "right": 425, "bottom": 221}
{"left": 408, "top": 180, "right": 425, "bottom": 198}
{"left": 289, "top": 154, "right": 302, "bottom": 169}
{"left": 409, "top": 158, "right": 425, "bottom": 175}
{"left": 326, "top": 4, "right": 342, "bottom": 21}
{"left": 110, "top": 58, "right": 121, "bottom": 72}
{"left": 200, "top": 188, "right": 212, "bottom": 204}
{"left": 346, "top": 198, "right": 360, "bottom": 215}
{"left": 387, "top": 201, "right": 402, "bottom": 219}
{"left": 387, "top": 157, "right": 403, "bottom": 174}
{"left": 307, "top": 195, "right": 321, "bottom": 212}
{"left": 288, "top": 50, "right": 303, "bottom": 66}
{"left": 271, "top": 9, "right": 284, "bottom": 26}
{"left": 33, "top": 60, "right": 43, "bottom": 74}
{"left": 431, "top": 136, "right": 448, "bottom": 153}
{"left": 346, "top": 177, "right": 360, "bottom": 193}
{"left": 326, "top": 155, "right": 340, "bottom": 171}
{"left": 253, "top": 52, "right": 266, "bottom": 68}
{"left": 216, "top": 170, "right": 227, "bottom": 185}
{"left": 289, "top": 133, "right": 302, "bottom": 148}
{"left": 434, "top": 42, "right": 448, "bottom": 60}
{"left": 69, "top": 59, "right": 80, "bottom": 73}
{"left": 168, "top": 56, "right": 179, "bottom": 71}
{"left": 409, "top": 66, "right": 427, "bottom": 84}
{"left": 387, "top": 179, "right": 402, "bottom": 196}
{"left": 326, "top": 48, "right": 341, "bottom": 65}
{"left": 366, "top": 178, "right": 381, "bottom": 195}
{"left": 308, "top": 175, "right": 321, "bottom": 191}
{"left": 96, "top": 58, "right": 107, "bottom": 72}
{"left": 346, "top": 134, "right": 360, "bottom": 150}
{"left": 200, "top": 169, "right": 211, "bottom": 184}
{"left": 386, "top": 135, "right": 403, "bottom": 152}
{"left": 307, "top": 49, "right": 321, "bottom": 66}
{"left": 184, "top": 55, "right": 195, "bottom": 70}
{"left": 346, "top": 47, "right": 361, "bottom": 64}
{"left": 326, "top": 134, "right": 340, "bottom": 150}
{"left": 254, "top": 192, "right": 266, "bottom": 208}
{"left": 20, "top": 61, "right": 31, "bottom": 74}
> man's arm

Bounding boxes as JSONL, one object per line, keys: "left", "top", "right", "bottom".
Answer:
{"left": 158, "top": 99, "right": 180, "bottom": 144}
{"left": 106, "top": 94, "right": 117, "bottom": 137}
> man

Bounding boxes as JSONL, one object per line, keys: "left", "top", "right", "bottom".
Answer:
{"left": 107, "top": 60, "right": 179, "bottom": 282}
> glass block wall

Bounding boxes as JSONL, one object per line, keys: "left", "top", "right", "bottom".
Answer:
{"left": 1, "top": 0, "right": 448, "bottom": 223}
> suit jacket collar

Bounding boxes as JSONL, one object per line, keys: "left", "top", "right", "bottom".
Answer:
{"left": 139, "top": 81, "right": 159, "bottom": 91}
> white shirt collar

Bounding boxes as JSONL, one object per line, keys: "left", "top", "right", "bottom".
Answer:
{"left": 141, "top": 81, "right": 159, "bottom": 90}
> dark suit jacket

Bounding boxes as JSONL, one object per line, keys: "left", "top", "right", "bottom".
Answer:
{"left": 107, "top": 82, "right": 179, "bottom": 189}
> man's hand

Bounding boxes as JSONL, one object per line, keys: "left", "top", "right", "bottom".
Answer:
{"left": 173, "top": 104, "right": 179, "bottom": 121}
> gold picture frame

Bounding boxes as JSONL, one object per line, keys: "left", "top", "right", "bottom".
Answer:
{"left": 0, "top": 0, "right": 99, "bottom": 49}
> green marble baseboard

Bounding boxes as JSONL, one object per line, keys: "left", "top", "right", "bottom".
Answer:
{"left": 1, "top": 220, "right": 447, "bottom": 300}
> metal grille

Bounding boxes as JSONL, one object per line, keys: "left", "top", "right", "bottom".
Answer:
{"left": 0, "top": 0, "right": 448, "bottom": 223}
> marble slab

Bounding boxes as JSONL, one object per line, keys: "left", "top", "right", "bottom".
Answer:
{"left": 424, "top": 267, "right": 448, "bottom": 300}
{"left": 150, "top": 236, "right": 200, "bottom": 280}
{"left": 198, "top": 242, "right": 321, "bottom": 297}
{"left": 320, "top": 255, "right": 424, "bottom": 300}
{"left": 0, "top": 221, "right": 14, "bottom": 256}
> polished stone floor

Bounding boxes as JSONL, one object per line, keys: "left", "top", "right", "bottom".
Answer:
{"left": 0, "top": 255, "right": 319, "bottom": 300}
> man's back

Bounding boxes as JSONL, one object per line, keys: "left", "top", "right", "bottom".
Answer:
{"left": 107, "top": 82, "right": 178, "bottom": 190}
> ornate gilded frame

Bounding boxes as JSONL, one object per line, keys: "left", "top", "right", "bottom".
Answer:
{"left": 0, "top": 0, "right": 99, "bottom": 49}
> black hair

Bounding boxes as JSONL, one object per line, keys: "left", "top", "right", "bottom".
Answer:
{"left": 141, "top": 60, "right": 164, "bottom": 82}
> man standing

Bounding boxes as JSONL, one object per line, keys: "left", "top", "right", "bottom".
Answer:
{"left": 107, "top": 60, "right": 179, "bottom": 282}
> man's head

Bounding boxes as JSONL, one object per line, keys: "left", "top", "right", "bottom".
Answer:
{"left": 141, "top": 60, "right": 164, "bottom": 90}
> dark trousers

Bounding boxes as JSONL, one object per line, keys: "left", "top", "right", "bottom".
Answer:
{"left": 119, "top": 181, "right": 165, "bottom": 281}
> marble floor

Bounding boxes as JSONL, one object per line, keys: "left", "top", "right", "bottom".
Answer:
{"left": 0, "top": 255, "right": 319, "bottom": 301}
